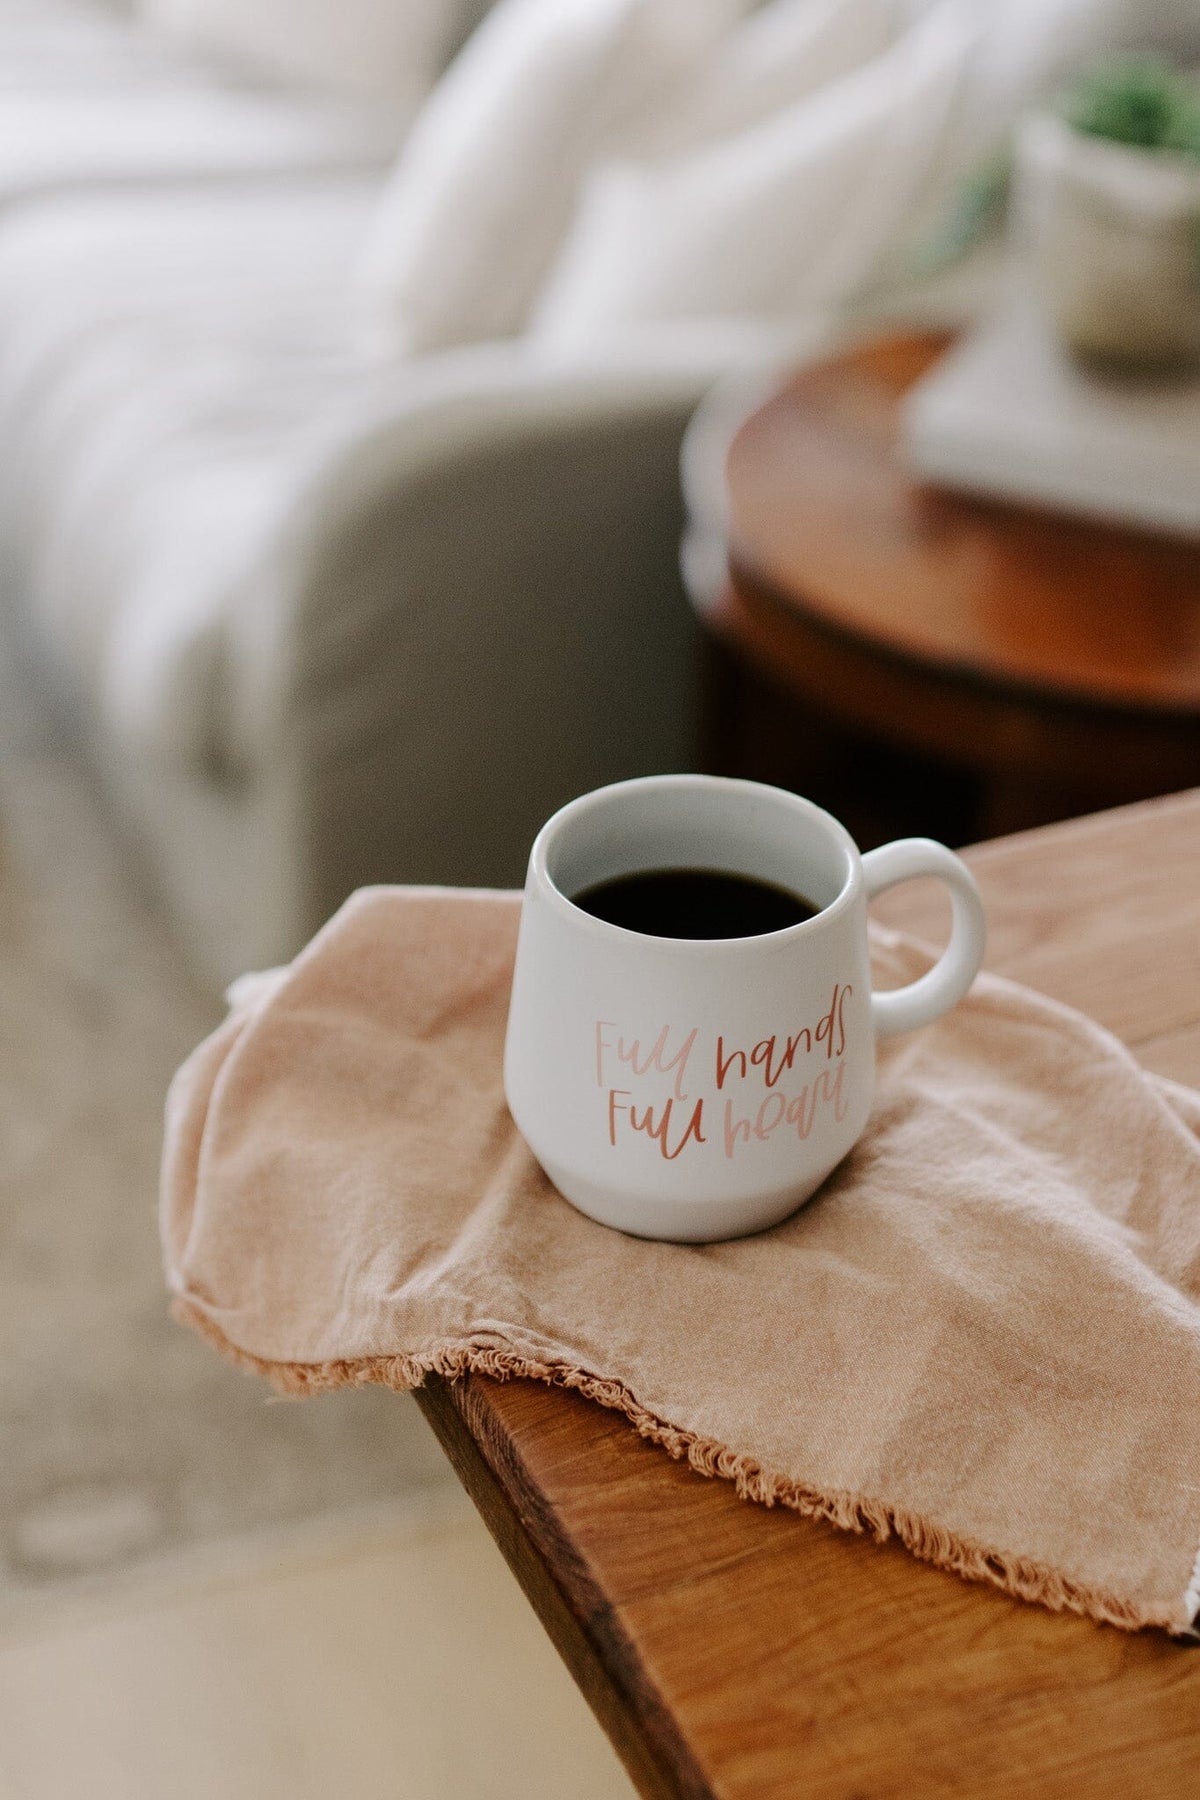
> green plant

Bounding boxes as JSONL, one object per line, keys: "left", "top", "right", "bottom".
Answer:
{"left": 1063, "top": 60, "right": 1200, "bottom": 160}
{"left": 917, "top": 60, "right": 1200, "bottom": 273}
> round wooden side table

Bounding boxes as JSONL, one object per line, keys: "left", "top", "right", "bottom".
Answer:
{"left": 695, "top": 333, "right": 1200, "bottom": 846}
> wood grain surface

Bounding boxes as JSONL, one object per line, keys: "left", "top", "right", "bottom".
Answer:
{"left": 416, "top": 790, "right": 1200, "bottom": 1800}
{"left": 725, "top": 335, "right": 1200, "bottom": 712}
{"left": 703, "top": 337, "right": 1200, "bottom": 832}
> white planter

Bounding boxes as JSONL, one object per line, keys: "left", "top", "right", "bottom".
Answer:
{"left": 1014, "top": 110, "right": 1200, "bottom": 367}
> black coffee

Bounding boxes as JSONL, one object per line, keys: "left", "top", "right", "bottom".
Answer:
{"left": 572, "top": 867, "right": 818, "bottom": 939}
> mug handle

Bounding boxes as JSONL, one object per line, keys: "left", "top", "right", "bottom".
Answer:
{"left": 861, "top": 838, "right": 987, "bottom": 1039}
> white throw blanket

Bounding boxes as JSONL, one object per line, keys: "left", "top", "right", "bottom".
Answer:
{"left": 532, "top": 0, "right": 1200, "bottom": 342}
{"left": 359, "top": 0, "right": 1200, "bottom": 353}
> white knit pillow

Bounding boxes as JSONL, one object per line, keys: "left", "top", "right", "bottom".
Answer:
{"left": 141, "top": 0, "right": 463, "bottom": 106}
{"left": 528, "top": 4, "right": 979, "bottom": 345}
{"left": 531, "top": 0, "right": 1200, "bottom": 347}
{"left": 639, "top": 0, "right": 897, "bottom": 155}
{"left": 355, "top": 0, "right": 745, "bottom": 356}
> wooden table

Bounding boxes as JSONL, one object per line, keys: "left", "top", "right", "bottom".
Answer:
{"left": 416, "top": 788, "right": 1200, "bottom": 1799}
{"left": 698, "top": 334, "right": 1200, "bottom": 844}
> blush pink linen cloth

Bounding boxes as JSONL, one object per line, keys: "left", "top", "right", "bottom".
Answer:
{"left": 162, "top": 887, "right": 1200, "bottom": 1633}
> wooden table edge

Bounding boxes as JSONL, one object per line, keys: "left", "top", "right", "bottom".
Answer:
{"left": 723, "top": 550, "right": 1200, "bottom": 727}
{"left": 718, "top": 330, "right": 1200, "bottom": 721}
{"left": 413, "top": 1375, "right": 713, "bottom": 1800}
{"left": 958, "top": 784, "right": 1200, "bottom": 873}
{"left": 416, "top": 788, "right": 1200, "bottom": 1800}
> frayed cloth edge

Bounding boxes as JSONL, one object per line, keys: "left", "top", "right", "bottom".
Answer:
{"left": 1182, "top": 1535, "right": 1200, "bottom": 1637}
{"left": 172, "top": 1297, "right": 1189, "bottom": 1638}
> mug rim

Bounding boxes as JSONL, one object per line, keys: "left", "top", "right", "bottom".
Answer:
{"left": 529, "top": 774, "right": 862, "bottom": 953}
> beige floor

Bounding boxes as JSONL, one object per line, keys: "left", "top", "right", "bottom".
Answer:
{"left": 0, "top": 1499, "right": 638, "bottom": 1800}
{"left": 0, "top": 628, "right": 463, "bottom": 1605}
{"left": 0, "top": 535, "right": 638, "bottom": 1800}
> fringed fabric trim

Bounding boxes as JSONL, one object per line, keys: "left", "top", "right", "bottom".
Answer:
{"left": 173, "top": 1298, "right": 1186, "bottom": 1636}
{"left": 1182, "top": 1537, "right": 1200, "bottom": 1636}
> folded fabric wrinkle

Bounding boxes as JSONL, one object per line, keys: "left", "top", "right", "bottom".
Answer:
{"left": 163, "top": 886, "right": 1200, "bottom": 1635}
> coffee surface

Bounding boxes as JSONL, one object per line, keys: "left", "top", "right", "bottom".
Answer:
{"left": 572, "top": 868, "right": 818, "bottom": 939}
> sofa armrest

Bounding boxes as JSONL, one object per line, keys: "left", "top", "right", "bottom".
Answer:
{"left": 231, "top": 346, "right": 718, "bottom": 935}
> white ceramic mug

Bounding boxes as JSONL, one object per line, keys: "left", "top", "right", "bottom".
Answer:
{"left": 504, "top": 775, "right": 986, "bottom": 1242}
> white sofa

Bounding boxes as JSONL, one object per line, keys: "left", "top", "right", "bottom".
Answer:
{"left": 0, "top": 0, "right": 406, "bottom": 190}
{"left": 13, "top": 0, "right": 1158, "bottom": 989}
{"left": 0, "top": 0, "right": 720, "bottom": 985}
